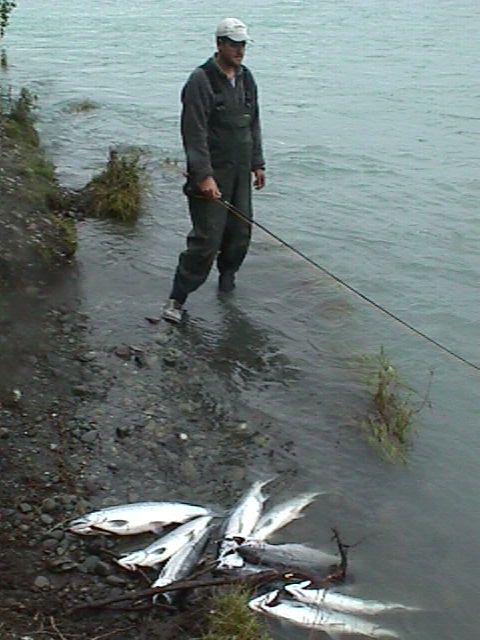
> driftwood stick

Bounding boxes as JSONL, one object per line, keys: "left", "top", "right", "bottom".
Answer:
{"left": 69, "top": 570, "right": 279, "bottom": 614}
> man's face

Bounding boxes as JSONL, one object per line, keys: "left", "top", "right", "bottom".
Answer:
{"left": 217, "top": 37, "right": 246, "bottom": 68}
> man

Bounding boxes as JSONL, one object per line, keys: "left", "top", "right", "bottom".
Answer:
{"left": 162, "top": 17, "right": 266, "bottom": 324}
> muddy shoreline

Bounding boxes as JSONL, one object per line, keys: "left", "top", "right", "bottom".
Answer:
{"left": 0, "top": 107, "right": 292, "bottom": 639}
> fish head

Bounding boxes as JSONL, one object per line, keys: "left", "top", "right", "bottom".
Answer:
{"left": 248, "top": 590, "right": 279, "bottom": 612}
{"left": 283, "top": 580, "right": 312, "bottom": 597}
{"left": 69, "top": 513, "right": 107, "bottom": 535}
{"left": 116, "top": 551, "right": 146, "bottom": 571}
{"left": 217, "top": 549, "right": 245, "bottom": 570}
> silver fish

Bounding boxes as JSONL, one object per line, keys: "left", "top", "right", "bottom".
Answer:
{"left": 117, "top": 515, "right": 212, "bottom": 570}
{"left": 69, "top": 501, "right": 210, "bottom": 536}
{"left": 217, "top": 478, "right": 274, "bottom": 569}
{"left": 252, "top": 492, "right": 321, "bottom": 541}
{"left": 237, "top": 541, "right": 338, "bottom": 573}
{"left": 152, "top": 525, "right": 211, "bottom": 603}
{"left": 249, "top": 591, "right": 399, "bottom": 638}
{"left": 285, "top": 580, "right": 420, "bottom": 615}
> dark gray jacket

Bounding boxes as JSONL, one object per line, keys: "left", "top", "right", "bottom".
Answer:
{"left": 181, "top": 56, "right": 265, "bottom": 185}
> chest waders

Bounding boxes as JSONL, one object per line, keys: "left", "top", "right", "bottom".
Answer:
{"left": 171, "top": 62, "right": 255, "bottom": 304}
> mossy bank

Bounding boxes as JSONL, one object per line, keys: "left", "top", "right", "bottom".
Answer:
{"left": 0, "top": 89, "right": 76, "bottom": 288}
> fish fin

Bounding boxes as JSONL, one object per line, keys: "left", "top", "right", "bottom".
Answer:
{"left": 89, "top": 524, "right": 112, "bottom": 535}
{"left": 149, "top": 522, "right": 165, "bottom": 534}
{"left": 106, "top": 519, "right": 129, "bottom": 529}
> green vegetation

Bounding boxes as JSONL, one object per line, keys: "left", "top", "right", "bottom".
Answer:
{"left": 1, "top": 87, "right": 77, "bottom": 266}
{"left": 81, "top": 149, "right": 147, "bottom": 222}
{"left": 360, "top": 347, "right": 431, "bottom": 463}
{"left": 201, "top": 588, "right": 271, "bottom": 640}
{"left": 0, "top": 1, "right": 16, "bottom": 38}
{"left": 66, "top": 98, "right": 99, "bottom": 113}
{"left": 1, "top": 1, "right": 16, "bottom": 70}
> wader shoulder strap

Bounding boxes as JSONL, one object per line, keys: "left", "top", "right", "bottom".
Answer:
{"left": 200, "top": 61, "right": 254, "bottom": 106}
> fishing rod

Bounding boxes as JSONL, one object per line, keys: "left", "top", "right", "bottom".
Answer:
{"left": 217, "top": 197, "right": 479, "bottom": 373}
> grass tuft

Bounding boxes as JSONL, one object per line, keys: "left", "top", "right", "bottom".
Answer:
{"left": 201, "top": 587, "right": 271, "bottom": 640}
{"left": 65, "top": 98, "right": 99, "bottom": 113}
{"left": 360, "top": 347, "right": 431, "bottom": 463}
{"left": 81, "top": 149, "right": 147, "bottom": 222}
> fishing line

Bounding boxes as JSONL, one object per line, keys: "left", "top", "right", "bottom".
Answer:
{"left": 217, "top": 197, "right": 479, "bottom": 373}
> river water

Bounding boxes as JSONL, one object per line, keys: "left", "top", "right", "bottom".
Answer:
{"left": 5, "top": 1, "right": 480, "bottom": 638}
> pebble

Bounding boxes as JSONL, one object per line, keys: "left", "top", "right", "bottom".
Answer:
{"left": 163, "top": 348, "right": 182, "bottom": 366}
{"left": 18, "top": 503, "right": 32, "bottom": 513}
{"left": 94, "top": 560, "right": 111, "bottom": 577}
{"left": 77, "top": 351, "right": 97, "bottom": 363}
{"left": 40, "top": 513, "right": 54, "bottom": 525}
{"left": 34, "top": 575, "right": 50, "bottom": 590}
{"left": 48, "top": 529, "right": 64, "bottom": 541}
{"left": 105, "top": 575, "right": 127, "bottom": 586}
{"left": 42, "top": 497, "right": 57, "bottom": 512}
{"left": 114, "top": 345, "right": 131, "bottom": 360}
{"left": 42, "top": 538, "right": 58, "bottom": 551}
{"left": 81, "top": 430, "right": 97, "bottom": 444}
{"left": 116, "top": 425, "right": 132, "bottom": 438}
{"left": 0, "top": 427, "right": 10, "bottom": 439}
{"left": 72, "top": 385, "right": 89, "bottom": 397}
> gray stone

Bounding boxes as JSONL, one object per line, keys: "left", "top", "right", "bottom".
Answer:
{"left": 105, "top": 574, "right": 127, "bottom": 586}
{"left": 94, "top": 560, "right": 111, "bottom": 577}
{"left": 48, "top": 529, "right": 64, "bottom": 541}
{"left": 163, "top": 348, "right": 182, "bottom": 367}
{"left": 42, "top": 538, "right": 58, "bottom": 551}
{"left": 42, "top": 497, "right": 57, "bottom": 512}
{"left": 115, "top": 345, "right": 131, "bottom": 360}
{"left": 34, "top": 576, "right": 50, "bottom": 590}
{"left": 81, "top": 430, "right": 97, "bottom": 444}
{"left": 18, "top": 503, "right": 32, "bottom": 513}
{"left": 72, "top": 385, "right": 89, "bottom": 397}
{"left": 0, "top": 427, "right": 10, "bottom": 439}
{"left": 116, "top": 425, "right": 132, "bottom": 438}
{"left": 40, "top": 513, "right": 54, "bottom": 525}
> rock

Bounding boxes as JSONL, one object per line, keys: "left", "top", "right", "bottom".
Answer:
{"left": 77, "top": 351, "right": 97, "bottom": 363}
{"left": 40, "top": 513, "right": 54, "bottom": 525}
{"left": 0, "top": 427, "right": 10, "bottom": 439}
{"left": 114, "top": 345, "right": 131, "bottom": 360}
{"left": 72, "top": 385, "right": 89, "bottom": 397}
{"left": 180, "top": 459, "right": 198, "bottom": 483}
{"left": 82, "top": 555, "right": 101, "bottom": 574}
{"left": 18, "top": 503, "right": 32, "bottom": 513}
{"left": 94, "top": 560, "right": 111, "bottom": 577}
{"left": 116, "top": 425, "right": 132, "bottom": 439}
{"left": 163, "top": 348, "right": 182, "bottom": 367}
{"left": 105, "top": 575, "right": 127, "bottom": 586}
{"left": 34, "top": 575, "right": 50, "bottom": 590}
{"left": 42, "top": 538, "right": 58, "bottom": 551}
{"left": 81, "top": 430, "right": 97, "bottom": 444}
{"left": 47, "top": 529, "right": 64, "bottom": 541}
{"left": 42, "top": 497, "right": 57, "bottom": 512}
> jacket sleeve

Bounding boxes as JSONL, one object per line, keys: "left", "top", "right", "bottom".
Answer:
{"left": 249, "top": 75, "right": 265, "bottom": 171}
{"left": 181, "top": 69, "right": 214, "bottom": 185}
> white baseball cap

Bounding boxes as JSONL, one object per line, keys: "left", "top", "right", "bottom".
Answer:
{"left": 215, "top": 17, "right": 250, "bottom": 42}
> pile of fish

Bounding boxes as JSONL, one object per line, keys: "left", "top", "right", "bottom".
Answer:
{"left": 69, "top": 478, "right": 418, "bottom": 636}
{"left": 249, "top": 585, "right": 419, "bottom": 638}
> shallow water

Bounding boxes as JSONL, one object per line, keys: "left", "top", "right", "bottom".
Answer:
{"left": 5, "top": 1, "right": 480, "bottom": 638}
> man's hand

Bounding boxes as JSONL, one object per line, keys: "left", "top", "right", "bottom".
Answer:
{"left": 253, "top": 168, "right": 266, "bottom": 190}
{"left": 198, "top": 176, "right": 222, "bottom": 200}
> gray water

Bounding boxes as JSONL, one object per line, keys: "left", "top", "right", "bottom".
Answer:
{"left": 5, "top": 1, "right": 480, "bottom": 638}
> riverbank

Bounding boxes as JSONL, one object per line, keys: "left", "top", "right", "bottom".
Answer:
{"left": 0, "top": 101, "right": 283, "bottom": 640}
